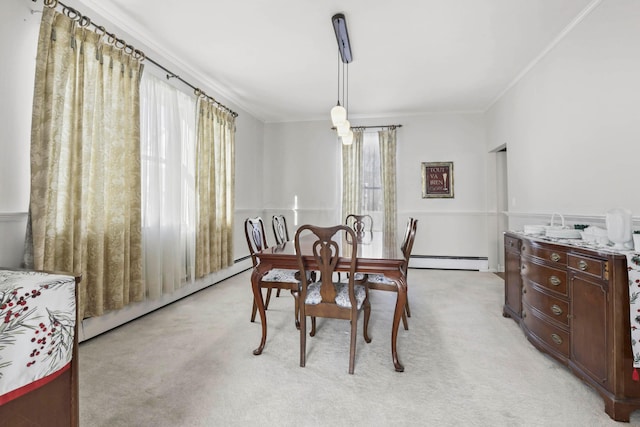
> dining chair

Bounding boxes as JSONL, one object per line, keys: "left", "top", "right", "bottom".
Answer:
{"left": 365, "top": 217, "right": 418, "bottom": 330}
{"left": 345, "top": 214, "right": 373, "bottom": 237}
{"left": 294, "top": 224, "right": 371, "bottom": 374}
{"left": 270, "top": 214, "right": 291, "bottom": 299}
{"left": 272, "top": 214, "right": 290, "bottom": 245}
{"left": 245, "top": 217, "right": 301, "bottom": 327}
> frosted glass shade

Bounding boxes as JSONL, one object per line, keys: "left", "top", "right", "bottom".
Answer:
{"left": 337, "top": 120, "right": 351, "bottom": 136}
{"left": 342, "top": 130, "right": 354, "bottom": 145}
{"left": 330, "top": 105, "right": 347, "bottom": 126}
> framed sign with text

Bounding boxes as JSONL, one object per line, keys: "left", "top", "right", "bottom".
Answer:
{"left": 422, "top": 161, "right": 454, "bottom": 198}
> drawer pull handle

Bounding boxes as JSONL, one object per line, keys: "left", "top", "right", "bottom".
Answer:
{"left": 578, "top": 260, "right": 588, "bottom": 271}
{"left": 551, "top": 304, "right": 563, "bottom": 316}
{"left": 549, "top": 276, "right": 561, "bottom": 287}
{"left": 550, "top": 253, "right": 561, "bottom": 262}
{"left": 551, "top": 333, "right": 563, "bottom": 345}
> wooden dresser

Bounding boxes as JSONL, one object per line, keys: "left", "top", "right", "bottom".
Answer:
{"left": 503, "top": 232, "right": 640, "bottom": 422}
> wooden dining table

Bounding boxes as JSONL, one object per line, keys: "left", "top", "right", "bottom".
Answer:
{"left": 250, "top": 230, "right": 409, "bottom": 372}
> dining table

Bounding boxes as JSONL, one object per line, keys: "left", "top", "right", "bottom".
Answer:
{"left": 250, "top": 230, "right": 409, "bottom": 372}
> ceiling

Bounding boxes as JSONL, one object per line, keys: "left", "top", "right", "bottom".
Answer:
{"left": 77, "top": 0, "right": 596, "bottom": 123}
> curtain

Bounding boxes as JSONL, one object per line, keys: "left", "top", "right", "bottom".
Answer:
{"left": 379, "top": 128, "right": 398, "bottom": 245}
{"left": 140, "top": 73, "right": 197, "bottom": 298}
{"left": 195, "top": 99, "right": 235, "bottom": 278}
{"left": 341, "top": 130, "right": 364, "bottom": 222}
{"left": 27, "top": 7, "right": 143, "bottom": 319}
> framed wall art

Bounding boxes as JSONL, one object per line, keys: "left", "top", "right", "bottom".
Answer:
{"left": 422, "top": 161, "right": 454, "bottom": 198}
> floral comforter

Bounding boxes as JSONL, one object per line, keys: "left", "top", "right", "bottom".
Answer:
{"left": 0, "top": 270, "right": 76, "bottom": 404}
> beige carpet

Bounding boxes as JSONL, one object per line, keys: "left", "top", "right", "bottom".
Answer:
{"left": 79, "top": 269, "right": 640, "bottom": 426}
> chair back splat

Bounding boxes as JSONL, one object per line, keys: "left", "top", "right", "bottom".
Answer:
{"left": 345, "top": 214, "right": 373, "bottom": 235}
{"left": 294, "top": 224, "right": 371, "bottom": 374}
{"left": 245, "top": 217, "right": 268, "bottom": 267}
{"left": 272, "top": 214, "right": 290, "bottom": 245}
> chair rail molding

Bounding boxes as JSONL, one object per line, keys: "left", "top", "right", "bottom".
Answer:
{"left": 0, "top": 212, "right": 28, "bottom": 221}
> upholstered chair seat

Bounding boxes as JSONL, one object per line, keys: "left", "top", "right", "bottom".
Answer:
{"left": 305, "top": 282, "right": 367, "bottom": 309}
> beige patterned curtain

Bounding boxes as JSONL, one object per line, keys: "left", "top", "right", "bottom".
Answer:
{"left": 379, "top": 128, "right": 398, "bottom": 245}
{"left": 341, "top": 130, "right": 364, "bottom": 222}
{"left": 195, "top": 99, "right": 235, "bottom": 277}
{"left": 27, "top": 7, "right": 143, "bottom": 319}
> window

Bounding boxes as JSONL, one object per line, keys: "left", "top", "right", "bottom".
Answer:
{"left": 362, "top": 132, "right": 383, "bottom": 230}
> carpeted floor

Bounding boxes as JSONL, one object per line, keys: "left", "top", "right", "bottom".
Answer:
{"left": 79, "top": 269, "right": 640, "bottom": 426}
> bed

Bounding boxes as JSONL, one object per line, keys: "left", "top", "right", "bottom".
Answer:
{"left": 0, "top": 268, "right": 80, "bottom": 427}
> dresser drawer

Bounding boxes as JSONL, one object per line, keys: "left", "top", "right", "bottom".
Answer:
{"left": 521, "top": 241, "right": 567, "bottom": 266}
{"left": 521, "top": 260, "right": 568, "bottom": 296}
{"left": 505, "top": 235, "right": 521, "bottom": 254}
{"left": 522, "top": 281, "right": 569, "bottom": 327}
{"left": 522, "top": 302, "right": 570, "bottom": 358}
{"left": 567, "top": 254, "right": 607, "bottom": 280}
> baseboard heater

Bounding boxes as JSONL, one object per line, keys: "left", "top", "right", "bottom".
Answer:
{"left": 408, "top": 255, "right": 489, "bottom": 272}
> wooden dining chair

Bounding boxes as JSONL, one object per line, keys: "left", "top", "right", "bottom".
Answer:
{"left": 272, "top": 214, "right": 290, "bottom": 245}
{"left": 345, "top": 214, "right": 373, "bottom": 237}
{"left": 365, "top": 217, "right": 418, "bottom": 330}
{"left": 270, "top": 214, "right": 291, "bottom": 299}
{"left": 245, "top": 217, "right": 301, "bottom": 327}
{"left": 294, "top": 224, "right": 371, "bottom": 374}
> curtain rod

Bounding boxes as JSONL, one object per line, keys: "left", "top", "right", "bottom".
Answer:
{"left": 331, "top": 124, "right": 403, "bottom": 131}
{"left": 33, "top": 0, "right": 238, "bottom": 118}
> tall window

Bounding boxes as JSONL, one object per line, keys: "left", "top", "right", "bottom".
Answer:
{"left": 342, "top": 127, "right": 397, "bottom": 241}
{"left": 362, "top": 132, "right": 383, "bottom": 230}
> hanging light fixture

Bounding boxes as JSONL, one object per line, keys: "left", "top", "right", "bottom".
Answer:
{"left": 330, "top": 13, "right": 353, "bottom": 144}
{"left": 342, "top": 130, "right": 354, "bottom": 145}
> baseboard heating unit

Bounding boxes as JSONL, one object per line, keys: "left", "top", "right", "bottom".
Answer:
{"left": 408, "top": 255, "right": 489, "bottom": 272}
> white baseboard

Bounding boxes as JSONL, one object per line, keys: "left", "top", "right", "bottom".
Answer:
{"left": 409, "top": 256, "right": 489, "bottom": 272}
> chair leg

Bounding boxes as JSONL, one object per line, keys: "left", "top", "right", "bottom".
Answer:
{"left": 276, "top": 289, "right": 281, "bottom": 297}
{"left": 265, "top": 288, "right": 273, "bottom": 309}
{"left": 401, "top": 310, "right": 409, "bottom": 330}
{"left": 363, "top": 302, "right": 372, "bottom": 343}
{"left": 291, "top": 289, "right": 300, "bottom": 330}
{"left": 300, "top": 313, "right": 306, "bottom": 368}
{"left": 310, "top": 317, "right": 316, "bottom": 337}
{"left": 349, "top": 316, "right": 358, "bottom": 374}
{"left": 405, "top": 296, "right": 411, "bottom": 318}
{"left": 251, "top": 298, "right": 258, "bottom": 322}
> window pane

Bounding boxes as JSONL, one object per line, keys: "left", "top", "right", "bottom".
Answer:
{"left": 362, "top": 132, "right": 383, "bottom": 214}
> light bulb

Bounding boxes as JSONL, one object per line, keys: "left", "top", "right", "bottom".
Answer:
{"left": 342, "top": 130, "right": 354, "bottom": 145}
{"left": 337, "top": 120, "right": 350, "bottom": 136}
{"left": 330, "top": 104, "right": 347, "bottom": 126}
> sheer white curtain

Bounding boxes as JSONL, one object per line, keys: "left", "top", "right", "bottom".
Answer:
{"left": 140, "top": 73, "right": 196, "bottom": 299}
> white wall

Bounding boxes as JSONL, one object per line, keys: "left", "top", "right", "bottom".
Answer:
{"left": 0, "top": 1, "right": 41, "bottom": 267}
{"left": 486, "top": 0, "right": 640, "bottom": 231}
{"left": 263, "top": 113, "right": 493, "bottom": 268}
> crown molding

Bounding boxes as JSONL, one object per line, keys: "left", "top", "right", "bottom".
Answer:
{"left": 484, "top": 0, "right": 603, "bottom": 112}
{"left": 75, "top": 0, "right": 261, "bottom": 120}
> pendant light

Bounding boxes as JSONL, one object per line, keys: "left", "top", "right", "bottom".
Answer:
{"left": 330, "top": 13, "right": 353, "bottom": 145}
{"left": 342, "top": 130, "right": 354, "bottom": 145}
